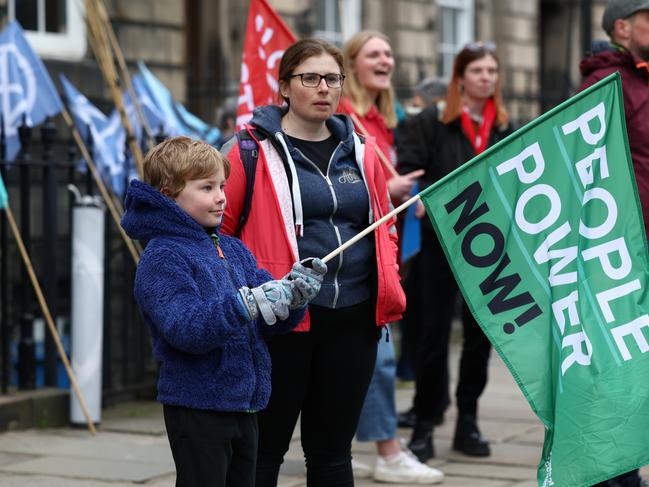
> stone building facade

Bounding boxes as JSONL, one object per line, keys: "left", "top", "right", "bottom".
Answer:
{"left": 180, "top": 0, "right": 608, "bottom": 127}
{"left": 5, "top": 0, "right": 612, "bottom": 129}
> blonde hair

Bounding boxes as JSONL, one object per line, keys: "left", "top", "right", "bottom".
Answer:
{"left": 343, "top": 30, "right": 397, "bottom": 128}
{"left": 143, "top": 136, "right": 230, "bottom": 197}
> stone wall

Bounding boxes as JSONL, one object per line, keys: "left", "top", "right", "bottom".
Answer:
{"left": 33, "top": 0, "right": 602, "bottom": 127}
{"left": 42, "top": 0, "right": 186, "bottom": 109}
{"left": 191, "top": 0, "right": 548, "bottom": 123}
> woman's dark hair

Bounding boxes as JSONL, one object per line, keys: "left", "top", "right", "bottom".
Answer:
{"left": 442, "top": 42, "right": 508, "bottom": 128}
{"left": 278, "top": 38, "right": 344, "bottom": 104}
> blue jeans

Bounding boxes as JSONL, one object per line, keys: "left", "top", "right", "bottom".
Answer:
{"left": 356, "top": 326, "right": 398, "bottom": 442}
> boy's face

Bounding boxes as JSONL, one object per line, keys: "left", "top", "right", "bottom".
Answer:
{"left": 173, "top": 167, "right": 227, "bottom": 228}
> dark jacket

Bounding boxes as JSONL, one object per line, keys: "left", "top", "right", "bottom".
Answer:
{"left": 235, "top": 106, "right": 374, "bottom": 309}
{"left": 580, "top": 42, "right": 649, "bottom": 235}
{"left": 121, "top": 180, "right": 305, "bottom": 412}
{"left": 396, "top": 105, "right": 512, "bottom": 244}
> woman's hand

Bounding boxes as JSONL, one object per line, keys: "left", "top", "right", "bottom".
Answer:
{"left": 287, "top": 258, "right": 328, "bottom": 308}
{"left": 415, "top": 200, "right": 427, "bottom": 219}
{"left": 387, "top": 169, "right": 425, "bottom": 201}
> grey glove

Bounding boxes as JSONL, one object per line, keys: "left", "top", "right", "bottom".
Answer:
{"left": 287, "top": 258, "right": 328, "bottom": 309}
{"left": 238, "top": 279, "right": 294, "bottom": 325}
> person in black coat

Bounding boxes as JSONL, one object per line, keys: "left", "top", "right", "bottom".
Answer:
{"left": 396, "top": 42, "right": 512, "bottom": 462}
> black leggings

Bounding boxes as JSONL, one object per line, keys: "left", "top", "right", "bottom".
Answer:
{"left": 592, "top": 469, "right": 642, "bottom": 486}
{"left": 256, "top": 300, "right": 379, "bottom": 487}
{"left": 403, "top": 243, "right": 492, "bottom": 420}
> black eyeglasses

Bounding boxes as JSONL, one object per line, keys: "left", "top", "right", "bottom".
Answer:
{"left": 287, "top": 73, "right": 345, "bottom": 88}
{"left": 464, "top": 41, "right": 497, "bottom": 52}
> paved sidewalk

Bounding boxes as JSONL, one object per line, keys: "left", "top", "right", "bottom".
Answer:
{"left": 0, "top": 345, "right": 646, "bottom": 486}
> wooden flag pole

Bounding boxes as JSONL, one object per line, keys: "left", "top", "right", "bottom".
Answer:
{"left": 84, "top": 0, "right": 144, "bottom": 179}
{"left": 3, "top": 206, "right": 97, "bottom": 435}
{"left": 348, "top": 112, "right": 399, "bottom": 178}
{"left": 61, "top": 108, "right": 140, "bottom": 264}
{"left": 86, "top": 0, "right": 144, "bottom": 167}
{"left": 321, "top": 193, "right": 421, "bottom": 264}
{"left": 94, "top": 0, "right": 155, "bottom": 148}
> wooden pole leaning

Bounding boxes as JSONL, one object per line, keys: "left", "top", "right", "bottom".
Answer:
{"left": 61, "top": 108, "right": 140, "bottom": 265}
{"left": 321, "top": 193, "right": 421, "bottom": 264}
{"left": 84, "top": 0, "right": 144, "bottom": 179}
{"left": 348, "top": 112, "right": 399, "bottom": 178}
{"left": 94, "top": 0, "right": 155, "bottom": 149}
{"left": 3, "top": 206, "right": 97, "bottom": 435}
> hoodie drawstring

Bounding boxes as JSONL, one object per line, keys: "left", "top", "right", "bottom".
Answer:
{"left": 275, "top": 132, "right": 305, "bottom": 238}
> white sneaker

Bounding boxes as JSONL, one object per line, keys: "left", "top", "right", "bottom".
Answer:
{"left": 373, "top": 450, "right": 444, "bottom": 484}
{"left": 352, "top": 458, "right": 373, "bottom": 479}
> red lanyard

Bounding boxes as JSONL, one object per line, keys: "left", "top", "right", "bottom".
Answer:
{"left": 460, "top": 98, "right": 496, "bottom": 154}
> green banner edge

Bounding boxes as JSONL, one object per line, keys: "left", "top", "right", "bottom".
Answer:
{"left": 421, "top": 72, "right": 649, "bottom": 485}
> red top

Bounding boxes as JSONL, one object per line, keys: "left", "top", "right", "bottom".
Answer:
{"left": 338, "top": 98, "right": 397, "bottom": 182}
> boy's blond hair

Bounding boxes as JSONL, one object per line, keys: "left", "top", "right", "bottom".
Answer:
{"left": 143, "top": 136, "right": 230, "bottom": 197}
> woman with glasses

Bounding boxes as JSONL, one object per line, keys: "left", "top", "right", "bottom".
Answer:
{"left": 396, "top": 41, "right": 512, "bottom": 463}
{"left": 337, "top": 30, "right": 442, "bottom": 484}
{"left": 221, "top": 38, "right": 405, "bottom": 486}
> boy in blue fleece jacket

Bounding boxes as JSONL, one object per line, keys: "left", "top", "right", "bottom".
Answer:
{"left": 121, "top": 136, "right": 327, "bottom": 487}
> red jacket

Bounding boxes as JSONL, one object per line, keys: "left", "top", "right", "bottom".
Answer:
{"left": 580, "top": 44, "right": 649, "bottom": 235}
{"left": 222, "top": 125, "right": 406, "bottom": 332}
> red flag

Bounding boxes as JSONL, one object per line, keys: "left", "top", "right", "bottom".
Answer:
{"left": 236, "top": 0, "right": 296, "bottom": 129}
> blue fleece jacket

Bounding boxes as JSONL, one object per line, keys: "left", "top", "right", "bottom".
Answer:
{"left": 121, "top": 179, "right": 305, "bottom": 412}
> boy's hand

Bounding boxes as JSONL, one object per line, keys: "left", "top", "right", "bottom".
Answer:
{"left": 287, "top": 258, "right": 327, "bottom": 308}
{"left": 238, "top": 280, "right": 294, "bottom": 325}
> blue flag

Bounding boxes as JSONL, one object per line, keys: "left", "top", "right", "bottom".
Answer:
{"left": 0, "top": 21, "right": 63, "bottom": 160}
{"left": 120, "top": 87, "right": 150, "bottom": 150}
{"left": 400, "top": 182, "right": 422, "bottom": 263}
{"left": 137, "top": 62, "right": 220, "bottom": 145}
{"left": 60, "top": 75, "right": 129, "bottom": 197}
{"left": 130, "top": 74, "right": 172, "bottom": 139}
{"left": 175, "top": 103, "right": 221, "bottom": 146}
{"left": 108, "top": 99, "right": 139, "bottom": 188}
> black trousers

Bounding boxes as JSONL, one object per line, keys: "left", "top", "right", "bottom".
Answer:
{"left": 163, "top": 405, "right": 257, "bottom": 487}
{"left": 403, "top": 242, "right": 492, "bottom": 421}
{"left": 592, "top": 469, "right": 643, "bottom": 486}
{"left": 255, "top": 300, "right": 379, "bottom": 487}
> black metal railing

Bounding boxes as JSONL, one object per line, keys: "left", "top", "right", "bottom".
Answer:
{"left": 0, "top": 118, "right": 156, "bottom": 403}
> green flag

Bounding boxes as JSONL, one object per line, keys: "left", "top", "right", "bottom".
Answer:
{"left": 0, "top": 172, "right": 7, "bottom": 209}
{"left": 422, "top": 73, "right": 649, "bottom": 486}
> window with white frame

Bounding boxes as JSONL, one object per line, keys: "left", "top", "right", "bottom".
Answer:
{"left": 313, "top": 0, "right": 361, "bottom": 45}
{"left": 8, "top": 0, "right": 86, "bottom": 61}
{"left": 437, "top": 0, "right": 474, "bottom": 79}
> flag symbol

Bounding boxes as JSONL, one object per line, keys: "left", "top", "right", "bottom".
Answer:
{"left": 0, "top": 21, "right": 63, "bottom": 160}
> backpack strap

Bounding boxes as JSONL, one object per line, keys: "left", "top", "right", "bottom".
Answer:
{"left": 234, "top": 128, "right": 261, "bottom": 237}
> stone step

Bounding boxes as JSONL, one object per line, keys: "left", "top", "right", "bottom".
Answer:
{"left": 0, "top": 389, "right": 69, "bottom": 431}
